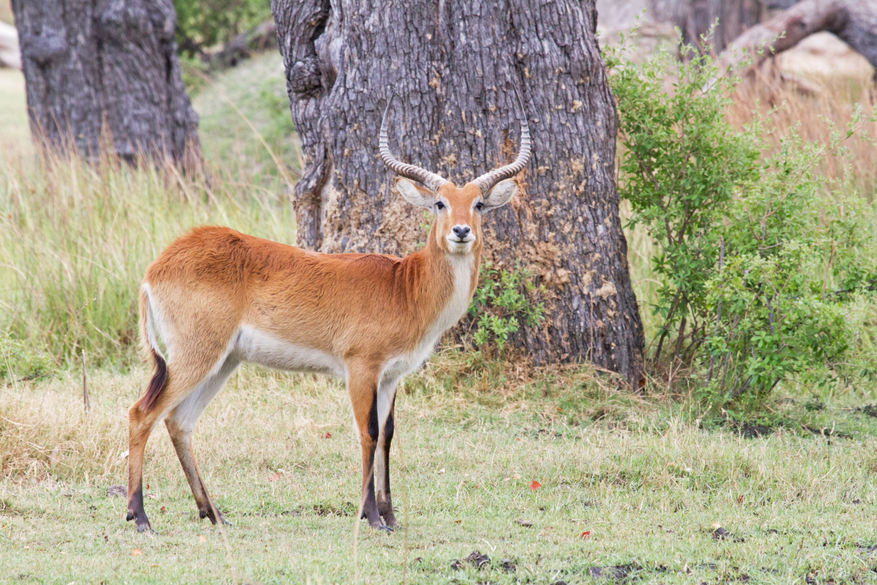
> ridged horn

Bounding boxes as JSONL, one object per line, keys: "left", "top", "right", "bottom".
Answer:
{"left": 471, "top": 107, "right": 531, "bottom": 195}
{"left": 380, "top": 94, "right": 450, "bottom": 193}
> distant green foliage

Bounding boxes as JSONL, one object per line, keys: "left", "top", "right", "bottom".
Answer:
{"left": 259, "top": 80, "right": 296, "bottom": 141}
{"left": 467, "top": 263, "right": 545, "bottom": 357}
{"left": 0, "top": 151, "right": 296, "bottom": 375}
{"left": 606, "top": 33, "right": 877, "bottom": 406}
{"left": 173, "top": 0, "right": 271, "bottom": 56}
{"left": 0, "top": 337, "right": 52, "bottom": 382}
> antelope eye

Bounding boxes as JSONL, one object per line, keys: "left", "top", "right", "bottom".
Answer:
{"left": 475, "top": 201, "right": 484, "bottom": 212}
{"left": 435, "top": 201, "right": 446, "bottom": 211}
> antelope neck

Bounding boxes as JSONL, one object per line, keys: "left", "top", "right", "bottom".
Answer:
{"left": 397, "top": 225, "right": 481, "bottom": 348}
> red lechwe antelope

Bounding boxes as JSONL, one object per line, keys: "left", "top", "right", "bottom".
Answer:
{"left": 125, "top": 97, "right": 531, "bottom": 532}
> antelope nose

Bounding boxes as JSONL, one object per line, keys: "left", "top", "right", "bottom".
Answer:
{"left": 452, "top": 225, "right": 471, "bottom": 239}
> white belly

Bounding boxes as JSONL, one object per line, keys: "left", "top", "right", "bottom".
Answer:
{"left": 233, "top": 325, "right": 346, "bottom": 377}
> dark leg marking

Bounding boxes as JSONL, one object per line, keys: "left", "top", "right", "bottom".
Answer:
{"left": 126, "top": 484, "right": 151, "bottom": 533}
{"left": 367, "top": 393, "right": 380, "bottom": 442}
{"left": 377, "top": 399, "right": 400, "bottom": 529}
{"left": 360, "top": 389, "right": 385, "bottom": 528}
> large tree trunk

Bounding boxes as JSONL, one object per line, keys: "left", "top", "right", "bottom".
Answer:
{"left": 718, "top": 0, "right": 877, "bottom": 75}
{"left": 671, "top": 0, "right": 767, "bottom": 54}
{"left": 11, "top": 0, "right": 200, "bottom": 166}
{"left": 273, "top": 0, "right": 645, "bottom": 386}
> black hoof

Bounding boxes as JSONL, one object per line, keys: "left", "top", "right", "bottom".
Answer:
{"left": 126, "top": 511, "right": 135, "bottom": 522}
{"left": 373, "top": 524, "right": 393, "bottom": 532}
{"left": 200, "top": 507, "right": 230, "bottom": 526}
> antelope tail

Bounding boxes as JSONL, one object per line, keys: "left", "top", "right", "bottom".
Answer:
{"left": 138, "top": 286, "right": 167, "bottom": 413}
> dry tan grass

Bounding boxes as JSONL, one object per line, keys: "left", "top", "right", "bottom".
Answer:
{"left": 727, "top": 63, "right": 877, "bottom": 198}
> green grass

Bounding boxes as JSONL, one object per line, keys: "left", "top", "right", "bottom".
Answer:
{"left": 1, "top": 359, "right": 876, "bottom": 584}
{"left": 193, "top": 51, "right": 299, "bottom": 187}
{"left": 0, "top": 152, "right": 296, "bottom": 372}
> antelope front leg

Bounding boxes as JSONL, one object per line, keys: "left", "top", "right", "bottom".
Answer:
{"left": 347, "top": 363, "right": 387, "bottom": 530}
{"left": 374, "top": 379, "right": 399, "bottom": 528}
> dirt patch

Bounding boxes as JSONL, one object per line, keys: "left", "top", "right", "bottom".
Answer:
{"left": 736, "top": 423, "right": 774, "bottom": 439}
{"left": 856, "top": 404, "right": 877, "bottom": 418}
{"left": 589, "top": 564, "right": 638, "bottom": 580}
{"left": 311, "top": 502, "right": 356, "bottom": 517}
{"left": 713, "top": 527, "right": 745, "bottom": 543}
{"left": 801, "top": 426, "right": 853, "bottom": 440}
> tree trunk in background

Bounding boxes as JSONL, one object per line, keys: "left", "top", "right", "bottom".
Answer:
{"left": 273, "top": 0, "right": 645, "bottom": 386}
{"left": 670, "top": 0, "right": 767, "bottom": 54}
{"left": 718, "top": 0, "right": 877, "bottom": 74}
{"left": 12, "top": 0, "right": 200, "bottom": 166}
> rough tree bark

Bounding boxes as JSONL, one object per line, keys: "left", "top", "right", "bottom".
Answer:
{"left": 272, "top": 0, "right": 645, "bottom": 386}
{"left": 12, "top": 0, "right": 200, "bottom": 166}
{"left": 717, "top": 0, "right": 877, "bottom": 74}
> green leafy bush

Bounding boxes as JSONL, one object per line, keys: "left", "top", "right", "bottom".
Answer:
{"left": 466, "top": 263, "right": 545, "bottom": 357}
{"left": 705, "top": 140, "right": 877, "bottom": 402}
{"left": 173, "top": 0, "right": 271, "bottom": 57}
{"left": 606, "top": 33, "right": 877, "bottom": 406}
{"left": 0, "top": 336, "right": 52, "bottom": 382}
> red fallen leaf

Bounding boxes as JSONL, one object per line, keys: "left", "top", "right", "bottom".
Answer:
{"left": 322, "top": 432, "right": 332, "bottom": 439}
{"left": 580, "top": 531, "right": 591, "bottom": 539}
{"left": 530, "top": 480, "right": 541, "bottom": 491}
{"left": 159, "top": 506, "right": 166, "bottom": 513}
{"left": 268, "top": 472, "right": 280, "bottom": 482}
{"left": 737, "top": 495, "right": 744, "bottom": 504}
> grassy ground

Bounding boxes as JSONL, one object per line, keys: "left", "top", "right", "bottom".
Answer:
{"left": 192, "top": 52, "right": 299, "bottom": 188}
{"left": 3, "top": 47, "right": 877, "bottom": 584}
{"left": 1, "top": 358, "right": 876, "bottom": 584}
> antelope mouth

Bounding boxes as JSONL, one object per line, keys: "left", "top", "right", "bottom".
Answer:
{"left": 446, "top": 235, "right": 475, "bottom": 252}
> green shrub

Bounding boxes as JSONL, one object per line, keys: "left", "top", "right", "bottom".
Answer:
{"left": 605, "top": 36, "right": 760, "bottom": 364}
{"left": 173, "top": 0, "right": 271, "bottom": 57}
{"left": 0, "top": 336, "right": 52, "bottom": 382}
{"left": 705, "top": 139, "right": 877, "bottom": 402}
{"left": 466, "top": 262, "right": 545, "bottom": 358}
{"left": 606, "top": 33, "right": 877, "bottom": 406}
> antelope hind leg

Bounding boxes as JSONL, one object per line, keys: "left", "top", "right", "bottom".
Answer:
{"left": 127, "top": 358, "right": 225, "bottom": 532}
{"left": 164, "top": 357, "right": 240, "bottom": 525}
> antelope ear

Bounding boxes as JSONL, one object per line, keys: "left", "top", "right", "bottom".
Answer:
{"left": 396, "top": 178, "right": 436, "bottom": 209}
{"left": 482, "top": 179, "right": 517, "bottom": 211}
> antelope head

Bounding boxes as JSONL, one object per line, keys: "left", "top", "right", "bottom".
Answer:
{"left": 379, "top": 96, "right": 532, "bottom": 255}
